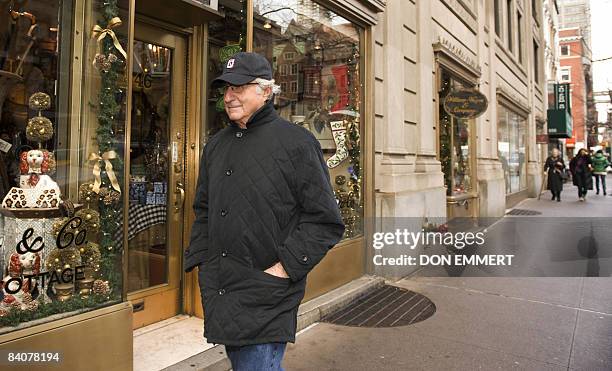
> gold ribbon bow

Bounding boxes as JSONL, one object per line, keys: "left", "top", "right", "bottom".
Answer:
{"left": 89, "top": 151, "right": 122, "bottom": 193}
{"left": 92, "top": 17, "right": 127, "bottom": 59}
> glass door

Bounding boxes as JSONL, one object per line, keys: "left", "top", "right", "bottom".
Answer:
{"left": 127, "top": 21, "right": 187, "bottom": 329}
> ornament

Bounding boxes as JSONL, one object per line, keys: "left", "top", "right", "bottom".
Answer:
{"left": 75, "top": 208, "right": 100, "bottom": 233}
{"left": 99, "top": 187, "right": 121, "bottom": 205}
{"left": 28, "top": 92, "right": 52, "bottom": 111}
{"left": 80, "top": 242, "right": 102, "bottom": 272}
{"left": 79, "top": 183, "right": 96, "bottom": 204}
{"left": 92, "top": 279, "right": 110, "bottom": 296}
{"left": 46, "top": 247, "right": 82, "bottom": 272}
{"left": 26, "top": 116, "right": 54, "bottom": 142}
{"left": 0, "top": 308, "right": 8, "bottom": 317}
{"left": 326, "top": 121, "right": 348, "bottom": 168}
{"left": 51, "top": 218, "right": 70, "bottom": 238}
{"left": 93, "top": 53, "right": 119, "bottom": 72}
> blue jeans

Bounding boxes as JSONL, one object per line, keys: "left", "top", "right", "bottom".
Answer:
{"left": 225, "top": 342, "right": 287, "bottom": 371}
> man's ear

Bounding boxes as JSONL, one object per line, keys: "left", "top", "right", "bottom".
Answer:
{"left": 264, "top": 86, "right": 273, "bottom": 101}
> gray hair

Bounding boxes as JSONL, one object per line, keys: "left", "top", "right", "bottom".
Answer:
{"left": 254, "top": 77, "right": 282, "bottom": 96}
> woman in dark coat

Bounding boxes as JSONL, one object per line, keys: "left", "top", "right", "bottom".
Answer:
{"left": 569, "top": 148, "right": 593, "bottom": 201}
{"left": 544, "top": 148, "right": 565, "bottom": 201}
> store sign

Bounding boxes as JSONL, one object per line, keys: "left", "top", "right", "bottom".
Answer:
{"left": 536, "top": 134, "right": 549, "bottom": 144}
{"left": 554, "top": 83, "right": 571, "bottom": 112}
{"left": 443, "top": 89, "right": 488, "bottom": 119}
{"left": 4, "top": 217, "right": 88, "bottom": 294}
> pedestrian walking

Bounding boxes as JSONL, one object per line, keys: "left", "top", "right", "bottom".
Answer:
{"left": 544, "top": 148, "right": 565, "bottom": 201}
{"left": 569, "top": 148, "right": 593, "bottom": 201}
{"left": 591, "top": 149, "right": 609, "bottom": 195}
{"left": 183, "top": 52, "right": 345, "bottom": 371}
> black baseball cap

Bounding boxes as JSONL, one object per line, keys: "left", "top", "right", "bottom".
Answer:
{"left": 212, "top": 52, "right": 273, "bottom": 86}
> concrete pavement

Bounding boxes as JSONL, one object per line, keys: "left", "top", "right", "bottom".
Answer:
{"left": 281, "top": 177, "right": 612, "bottom": 370}
{"left": 282, "top": 277, "right": 611, "bottom": 370}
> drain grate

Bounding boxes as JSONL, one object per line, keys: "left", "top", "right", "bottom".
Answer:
{"left": 321, "top": 285, "right": 435, "bottom": 328}
{"left": 506, "top": 208, "right": 542, "bottom": 216}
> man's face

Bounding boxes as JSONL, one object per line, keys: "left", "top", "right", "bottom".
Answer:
{"left": 224, "top": 82, "right": 270, "bottom": 126}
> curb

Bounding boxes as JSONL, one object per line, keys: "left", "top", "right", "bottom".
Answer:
{"left": 163, "top": 275, "right": 385, "bottom": 371}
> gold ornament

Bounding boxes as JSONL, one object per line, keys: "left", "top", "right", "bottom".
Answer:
{"left": 75, "top": 208, "right": 100, "bottom": 233}
{"left": 26, "top": 116, "right": 54, "bottom": 142}
{"left": 79, "top": 183, "right": 96, "bottom": 204}
{"left": 29, "top": 92, "right": 52, "bottom": 111}
{"left": 46, "top": 247, "right": 82, "bottom": 272}
{"left": 80, "top": 242, "right": 102, "bottom": 272}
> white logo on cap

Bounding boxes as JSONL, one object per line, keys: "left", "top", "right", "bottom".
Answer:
{"left": 227, "top": 59, "right": 235, "bottom": 69}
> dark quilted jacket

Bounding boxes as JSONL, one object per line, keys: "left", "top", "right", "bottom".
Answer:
{"left": 183, "top": 102, "right": 345, "bottom": 346}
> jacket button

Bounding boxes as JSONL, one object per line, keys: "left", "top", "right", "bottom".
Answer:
{"left": 218, "top": 289, "right": 225, "bottom": 295}
{"left": 301, "top": 255, "right": 309, "bottom": 262}
{"left": 235, "top": 132, "right": 243, "bottom": 138}
{"left": 225, "top": 169, "right": 232, "bottom": 176}
{"left": 220, "top": 209, "right": 227, "bottom": 217}
{"left": 221, "top": 251, "right": 227, "bottom": 257}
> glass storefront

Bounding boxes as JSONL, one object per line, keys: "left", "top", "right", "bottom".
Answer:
{"left": 253, "top": 0, "right": 364, "bottom": 239}
{"left": 438, "top": 70, "right": 474, "bottom": 196}
{"left": 0, "top": 0, "right": 370, "bottom": 346}
{"left": 498, "top": 104, "right": 527, "bottom": 194}
{"left": 0, "top": 0, "right": 128, "bottom": 332}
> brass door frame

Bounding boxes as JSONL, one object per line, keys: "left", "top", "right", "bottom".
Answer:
{"left": 127, "top": 20, "right": 187, "bottom": 328}
{"left": 182, "top": 24, "right": 207, "bottom": 318}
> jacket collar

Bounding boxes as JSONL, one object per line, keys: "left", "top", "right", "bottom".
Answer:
{"left": 230, "top": 101, "right": 277, "bottom": 130}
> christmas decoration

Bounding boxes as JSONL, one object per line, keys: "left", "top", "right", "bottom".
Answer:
{"left": 93, "top": 52, "right": 118, "bottom": 72}
{"left": 26, "top": 116, "right": 54, "bottom": 142}
{"left": 28, "top": 92, "right": 52, "bottom": 111}
{"left": 86, "top": 0, "right": 126, "bottom": 297}
{"left": 45, "top": 247, "right": 81, "bottom": 273}
{"left": 92, "top": 279, "right": 110, "bottom": 297}
{"left": 25, "top": 92, "right": 54, "bottom": 142}
{"left": 79, "top": 183, "right": 97, "bottom": 205}
{"left": 75, "top": 208, "right": 101, "bottom": 233}
{"left": 79, "top": 242, "right": 102, "bottom": 273}
{"left": 99, "top": 187, "right": 121, "bottom": 205}
{"left": 326, "top": 120, "right": 348, "bottom": 168}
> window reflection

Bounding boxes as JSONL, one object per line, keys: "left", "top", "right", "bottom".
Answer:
{"left": 253, "top": 0, "right": 363, "bottom": 239}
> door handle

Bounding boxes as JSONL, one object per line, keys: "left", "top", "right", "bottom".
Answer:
{"left": 174, "top": 181, "right": 185, "bottom": 212}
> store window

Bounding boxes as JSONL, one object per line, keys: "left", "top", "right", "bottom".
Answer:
{"left": 205, "top": 0, "right": 248, "bottom": 140}
{"left": 498, "top": 104, "right": 527, "bottom": 194}
{"left": 253, "top": 0, "right": 363, "bottom": 240}
{"left": 438, "top": 70, "right": 474, "bottom": 196}
{"left": 0, "top": 1, "right": 128, "bottom": 330}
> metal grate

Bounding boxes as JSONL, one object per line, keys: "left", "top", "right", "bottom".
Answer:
{"left": 321, "top": 285, "right": 435, "bottom": 328}
{"left": 506, "top": 209, "right": 542, "bottom": 216}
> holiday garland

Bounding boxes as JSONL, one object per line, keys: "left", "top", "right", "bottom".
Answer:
{"left": 89, "top": 0, "right": 125, "bottom": 294}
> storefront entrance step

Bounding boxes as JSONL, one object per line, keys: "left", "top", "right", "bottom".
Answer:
{"left": 163, "top": 275, "right": 385, "bottom": 371}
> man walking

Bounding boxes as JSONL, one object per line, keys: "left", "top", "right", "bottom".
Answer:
{"left": 183, "top": 52, "right": 345, "bottom": 370}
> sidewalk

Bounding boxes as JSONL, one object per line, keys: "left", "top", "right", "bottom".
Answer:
{"left": 279, "top": 178, "right": 612, "bottom": 370}
{"left": 170, "top": 178, "right": 612, "bottom": 370}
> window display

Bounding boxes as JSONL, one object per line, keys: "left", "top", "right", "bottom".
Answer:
{"left": 497, "top": 104, "right": 527, "bottom": 194}
{"left": 253, "top": 0, "right": 363, "bottom": 239}
{"left": 0, "top": 0, "right": 127, "bottom": 331}
{"left": 439, "top": 71, "right": 474, "bottom": 196}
